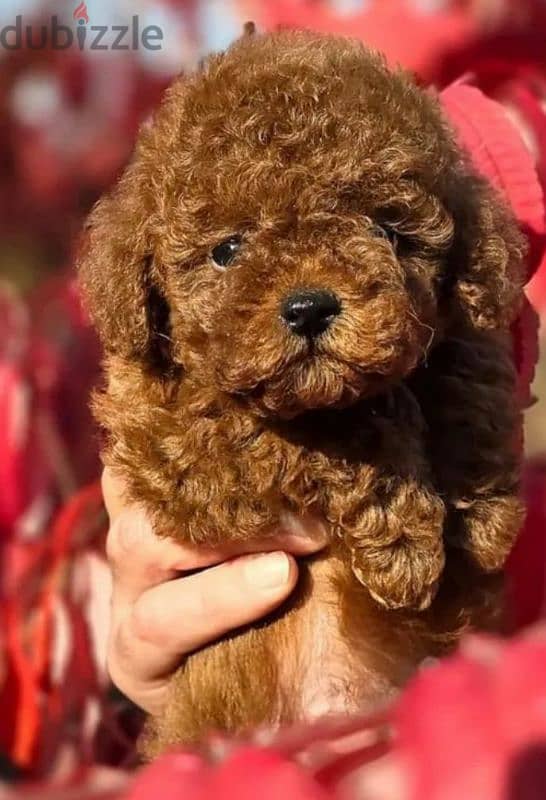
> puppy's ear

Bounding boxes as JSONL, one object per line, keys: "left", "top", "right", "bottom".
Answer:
{"left": 449, "top": 175, "right": 526, "bottom": 329}
{"left": 78, "top": 155, "right": 169, "bottom": 367}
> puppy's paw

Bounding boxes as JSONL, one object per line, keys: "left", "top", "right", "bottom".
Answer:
{"left": 344, "top": 485, "right": 446, "bottom": 611}
{"left": 351, "top": 537, "right": 445, "bottom": 611}
{"left": 455, "top": 494, "right": 525, "bottom": 572}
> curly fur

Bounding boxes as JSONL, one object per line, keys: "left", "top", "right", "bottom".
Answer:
{"left": 79, "top": 30, "right": 526, "bottom": 753}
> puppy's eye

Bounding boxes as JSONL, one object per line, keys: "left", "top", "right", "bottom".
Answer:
{"left": 210, "top": 236, "right": 242, "bottom": 270}
{"left": 371, "top": 223, "right": 398, "bottom": 250}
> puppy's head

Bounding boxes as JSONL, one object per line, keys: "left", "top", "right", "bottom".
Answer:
{"left": 80, "top": 30, "right": 524, "bottom": 419}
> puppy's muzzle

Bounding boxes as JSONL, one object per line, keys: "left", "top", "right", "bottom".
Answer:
{"left": 281, "top": 289, "right": 341, "bottom": 338}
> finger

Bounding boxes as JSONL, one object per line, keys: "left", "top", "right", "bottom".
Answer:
{"left": 189, "top": 513, "right": 329, "bottom": 565}
{"left": 108, "top": 551, "right": 299, "bottom": 712}
{"left": 107, "top": 508, "right": 328, "bottom": 607}
{"left": 101, "top": 467, "right": 129, "bottom": 522}
{"left": 130, "top": 551, "right": 298, "bottom": 656}
{"left": 101, "top": 467, "right": 326, "bottom": 551}
{"left": 106, "top": 507, "right": 192, "bottom": 605}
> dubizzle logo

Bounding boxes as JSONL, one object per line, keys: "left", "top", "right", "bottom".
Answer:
{"left": 0, "top": 1, "right": 164, "bottom": 51}
{"left": 73, "top": 2, "right": 89, "bottom": 50}
{"left": 74, "top": 3, "right": 90, "bottom": 24}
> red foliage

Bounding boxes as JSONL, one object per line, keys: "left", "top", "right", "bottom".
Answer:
{"left": 0, "top": 45, "right": 169, "bottom": 258}
{"left": 397, "top": 631, "right": 546, "bottom": 800}
{"left": 10, "top": 629, "right": 546, "bottom": 800}
{"left": 1, "top": 1, "right": 546, "bottom": 797}
{"left": 0, "top": 278, "right": 100, "bottom": 543}
{"left": 126, "top": 749, "right": 332, "bottom": 800}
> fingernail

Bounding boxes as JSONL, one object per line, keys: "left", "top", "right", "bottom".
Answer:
{"left": 279, "top": 511, "right": 328, "bottom": 541}
{"left": 244, "top": 552, "right": 291, "bottom": 590}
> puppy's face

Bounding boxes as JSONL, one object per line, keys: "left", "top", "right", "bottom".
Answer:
{"left": 169, "top": 184, "right": 450, "bottom": 419}
{"left": 81, "top": 32, "right": 522, "bottom": 419}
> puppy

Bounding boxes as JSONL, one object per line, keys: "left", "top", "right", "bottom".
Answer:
{"left": 79, "top": 30, "right": 526, "bottom": 754}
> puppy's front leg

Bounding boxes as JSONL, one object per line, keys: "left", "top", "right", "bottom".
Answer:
{"left": 413, "top": 329, "right": 524, "bottom": 572}
{"left": 330, "top": 388, "right": 446, "bottom": 611}
{"left": 344, "top": 479, "right": 446, "bottom": 611}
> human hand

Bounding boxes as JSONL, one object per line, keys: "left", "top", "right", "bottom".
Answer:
{"left": 102, "top": 468, "right": 327, "bottom": 715}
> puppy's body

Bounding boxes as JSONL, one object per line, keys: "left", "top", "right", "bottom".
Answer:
{"left": 140, "top": 550, "right": 504, "bottom": 756}
{"left": 98, "top": 332, "right": 514, "bottom": 753}
{"left": 81, "top": 31, "right": 525, "bottom": 752}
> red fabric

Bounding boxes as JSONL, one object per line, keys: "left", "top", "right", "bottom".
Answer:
{"left": 507, "top": 461, "right": 546, "bottom": 629}
{"left": 440, "top": 82, "right": 544, "bottom": 404}
{"left": 440, "top": 83, "right": 546, "bottom": 280}
{"left": 440, "top": 83, "right": 546, "bottom": 628}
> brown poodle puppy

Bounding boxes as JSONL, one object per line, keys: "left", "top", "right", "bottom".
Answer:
{"left": 79, "top": 29, "right": 526, "bottom": 754}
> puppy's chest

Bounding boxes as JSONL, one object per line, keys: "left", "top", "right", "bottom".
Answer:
{"left": 175, "top": 395, "right": 422, "bottom": 522}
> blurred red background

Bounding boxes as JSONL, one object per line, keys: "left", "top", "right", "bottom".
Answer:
{"left": 1, "top": 1, "right": 546, "bottom": 798}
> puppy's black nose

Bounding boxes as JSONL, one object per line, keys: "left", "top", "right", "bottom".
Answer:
{"left": 281, "top": 290, "right": 341, "bottom": 337}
